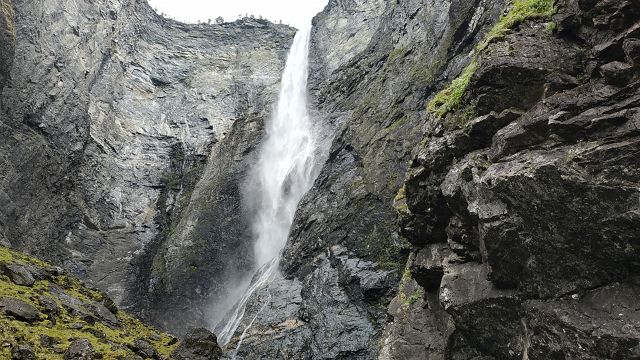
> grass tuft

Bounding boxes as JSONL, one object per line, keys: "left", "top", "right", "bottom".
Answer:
{"left": 427, "top": 0, "right": 556, "bottom": 118}
{"left": 427, "top": 60, "right": 478, "bottom": 119}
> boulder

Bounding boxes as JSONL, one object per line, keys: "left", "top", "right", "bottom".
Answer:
{"left": 129, "top": 339, "right": 158, "bottom": 359}
{"left": 0, "top": 297, "right": 39, "bottom": 322}
{"left": 1, "top": 263, "right": 35, "bottom": 286}
{"left": 170, "top": 328, "right": 222, "bottom": 360}
{"left": 64, "top": 339, "right": 93, "bottom": 360}
{"left": 600, "top": 61, "right": 635, "bottom": 86}
{"left": 11, "top": 343, "right": 35, "bottom": 360}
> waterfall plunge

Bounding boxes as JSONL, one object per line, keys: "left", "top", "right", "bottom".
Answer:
{"left": 216, "top": 25, "right": 316, "bottom": 347}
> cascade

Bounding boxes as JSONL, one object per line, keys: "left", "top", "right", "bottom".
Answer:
{"left": 215, "top": 24, "right": 316, "bottom": 347}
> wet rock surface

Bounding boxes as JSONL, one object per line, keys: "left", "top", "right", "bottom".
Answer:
{"left": 390, "top": 0, "right": 640, "bottom": 359}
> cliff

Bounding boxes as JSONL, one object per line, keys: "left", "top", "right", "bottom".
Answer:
{"left": 224, "top": 0, "right": 640, "bottom": 359}
{"left": 390, "top": 0, "right": 640, "bottom": 358}
{"left": 0, "top": 0, "right": 294, "bottom": 334}
{"left": 1, "top": 0, "right": 639, "bottom": 358}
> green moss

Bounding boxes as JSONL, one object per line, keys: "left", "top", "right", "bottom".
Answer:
{"left": 396, "top": 265, "right": 425, "bottom": 309}
{"left": 394, "top": 186, "right": 406, "bottom": 203}
{"left": 545, "top": 21, "right": 557, "bottom": 34}
{"left": 427, "top": 60, "right": 478, "bottom": 119}
{"left": 444, "top": 105, "right": 477, "bottom": 129}
{"left": 405, "top": 288, "right": 424, "bottom": 305}
{"left": 387, "top": 47, "right": 406, "bottom": 62}
{"left": 478, "top": 0, "right": 556, "bottom": 51}
{"left": 393, "top": 185, "right": 410, "bottom": 215}
{"left": 427, "top": 0, "right": 557, "bottom": 118}
{"left": 0, "top": 246, "right": 179, "bottom": 359}
{"left": 385, "top": 116, "right": 407, "bottom": 132}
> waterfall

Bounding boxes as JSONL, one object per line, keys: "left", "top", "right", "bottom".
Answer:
{"left": 215, "top": 25, "right": 316, "bottom": 347}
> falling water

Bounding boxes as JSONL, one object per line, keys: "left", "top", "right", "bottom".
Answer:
{"left": 216, "top": 25, "right": 316, "bottom": 347}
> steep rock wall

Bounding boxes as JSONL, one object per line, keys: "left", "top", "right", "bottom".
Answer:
{"left": 223, "top": 0, "right": 506, "bottom": 358}
{"left": 386, "top": 0, "right": 640, "bottom": 359}
{"left": 0, "top": 0, "right": 294, "bottom": 334}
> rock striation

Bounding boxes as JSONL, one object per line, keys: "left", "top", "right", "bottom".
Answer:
{"left": 0, "top": 0, "right": 294, "bottom": 334}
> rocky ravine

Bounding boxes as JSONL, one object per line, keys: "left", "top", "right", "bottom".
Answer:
{"left": 0, "top": 0, "right": 294, "bottom": 334}
{"left": 224, "top": 0, "right": 640, "bottom": 359}
{"left": 1, "top": 0, "right": 639, "bottom": 359}
{"left": 224, "top": 0, "right": 506, "bottom": 358}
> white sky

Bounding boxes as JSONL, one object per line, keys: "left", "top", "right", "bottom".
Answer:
{"left": 147, "top": 0, "right": 329, "bottom": 28}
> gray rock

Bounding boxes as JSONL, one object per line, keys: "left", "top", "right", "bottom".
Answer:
{"left": 600, "top": 61, "right": 635, "bottom": 86}
{"left": 11, "top": 343, "right": 35, "bottom": 360}
{"left": 64, "top": 339, "right": 93, "bottom": 360}
{"left": 1, "top": 262, "right": 35, "bottom": 286}
{"left": 623, "top": 38, "right": 640, "bottom": 65}
{"left": 39, "top": 334, "right": 60, "bottom": 348}
{"left": 170, "top": 328, "right": 222, "bottom": 360}
{"left": 0, "top": 296, "right": 39, "bottom": 322}
{"left": 129, "top": 339, "right": 158, "bottom": 359}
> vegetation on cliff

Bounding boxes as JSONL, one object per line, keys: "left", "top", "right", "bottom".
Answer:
{"left": 428, "top": 0, "right": 556, "bottom": 118}
{"left": 0, "top": 246, "right": 180, "bottom": 359}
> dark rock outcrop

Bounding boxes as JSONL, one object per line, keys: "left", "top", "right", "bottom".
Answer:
{"left": 170, "top": 328, "right": 222, "bottom": 360}
{"left": 388, "top": 0, "right": 640, "bottom": 359}
{"left": 0, "top": 297, "right": 39, "bottom": 323}
{"left": 64, "top": 339, "right": 93, "bottom": 360}
{"left": 11, "top": 343, "right": 35, "bottom": 360}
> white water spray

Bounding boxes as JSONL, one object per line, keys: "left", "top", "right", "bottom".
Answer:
{"left": 216, "top": 25, "right": 316, "bottom": 347}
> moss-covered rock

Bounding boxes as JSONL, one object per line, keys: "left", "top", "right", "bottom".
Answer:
{"left": 0, "top": 246, "right": 181, "bottom": 359}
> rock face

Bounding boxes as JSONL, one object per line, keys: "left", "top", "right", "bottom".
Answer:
{"left": 222, "top": 0, "right": 508, "bottom": 358}
{"left": 2, "top": 0, "right": 639, "bottom": 358}
{"left": 387, "top": 0, "right": 640, "bottom": 359}
{"left": 0, "top": 0, "right": 294, "bottom": 334}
